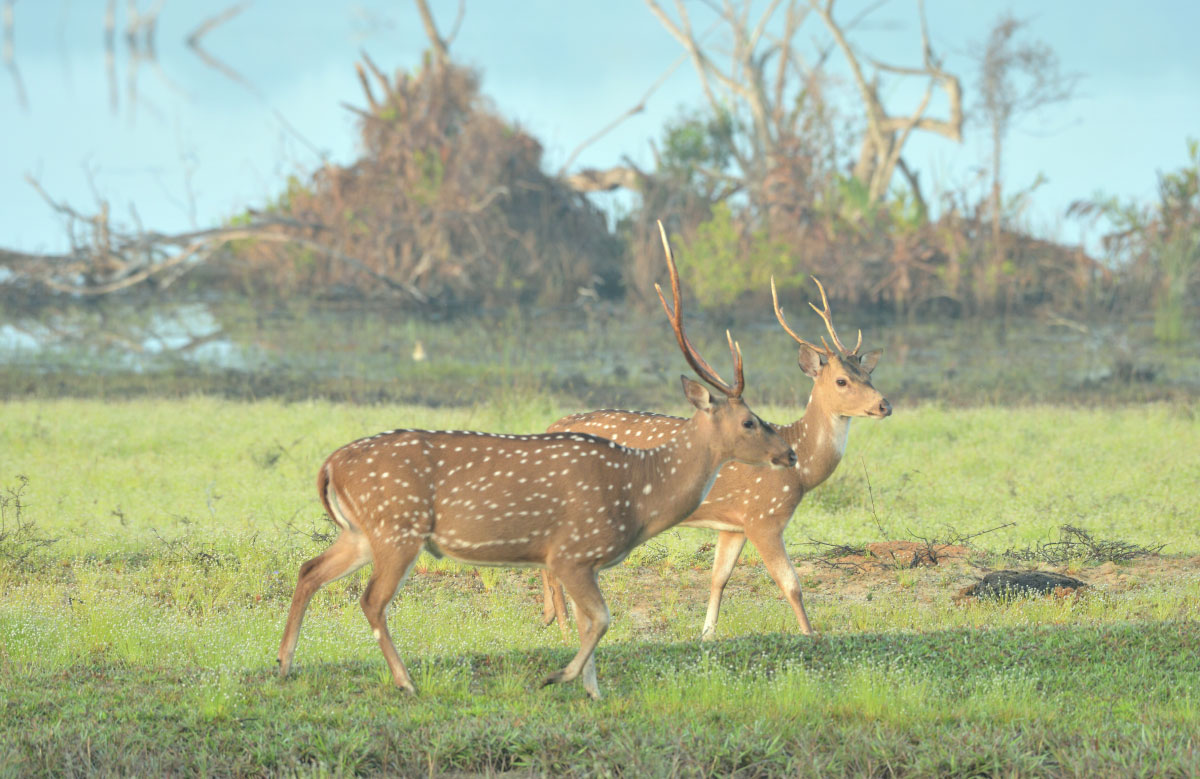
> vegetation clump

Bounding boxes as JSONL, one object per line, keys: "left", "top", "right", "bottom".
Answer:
{"left": 0, "top": 476, "right": 56, "bottom": 570}
{"left": 1003, "top": 524, "right": 1166, "bottom": 564}
{"left": 231, "top": 56, "right": 624, "bottom": 306}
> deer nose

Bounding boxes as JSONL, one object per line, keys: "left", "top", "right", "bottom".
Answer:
{"left": 878, "top": 399, "right": 892, "bottom": 417}
{"left": 774, "top": 447, "right": 798, "bottom": 468}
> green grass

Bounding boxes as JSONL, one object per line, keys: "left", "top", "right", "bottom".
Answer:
{"left": 2, "top": 617, "right": 1198, "bottom": 775}
{"left": 2, "top": 397, "right": 1197, "bottom": 556}
{"left": 1, "top": 397, "right": 1198, "bottom": 775}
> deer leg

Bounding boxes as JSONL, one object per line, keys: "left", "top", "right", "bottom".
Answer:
{"left": 540, "top": 565, "right": 609, "bottom": 700}
{"left": 360, "top": 542, "right": 423, "bottom": 693}
{"left": 575, "top": 606, "right": 600, "bottom": 699}
{"left": 278, "top": 531, "right": 372, "bottom": 676}
{"left": 540, "top": 570, "right": 556, "bottom": 624}
{"left": 541, "top": 570, "right": 571, "bottom": 639}
{"left": 746, "top": 525, "right": 815, "bottom": 636}
{"left": 701, "top": 530, "right": 748, "bottom": 641}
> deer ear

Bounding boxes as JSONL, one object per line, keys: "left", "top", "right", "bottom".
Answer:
{"left": 680, "top": 375, "right": 715, "bottom": 411}
{"left": 859, "top": 349, "right": 882, "bottom": 374}
{"left": 797, "top": 345, "right": 823, "bottom": 378}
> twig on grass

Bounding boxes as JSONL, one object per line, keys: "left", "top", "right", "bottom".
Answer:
{"left": 1003, "top": 524, "right": 1164, "bottom": 564}
{"left": 0, "top": 475, "right": 58, "bottom": 567}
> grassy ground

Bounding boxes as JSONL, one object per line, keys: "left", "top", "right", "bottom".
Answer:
{"left": 2, "top": 397, "right": 1199, "bottom": 776}
{"left": 3, "top": 397, "right": 1198, "bottom": 555}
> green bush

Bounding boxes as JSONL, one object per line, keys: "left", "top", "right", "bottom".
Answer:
{"left": 675, "top": 203, "right": 802, "bottom": 307}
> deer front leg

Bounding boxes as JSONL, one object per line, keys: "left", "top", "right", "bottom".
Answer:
{"left": 540, "top": 565, "right": 609, "bottom": 700}
{"left": 746, "top": 524, "right": 815, "bottom": 635}
{"left": 701, "top": 530, "right": 748, "bottom": 641}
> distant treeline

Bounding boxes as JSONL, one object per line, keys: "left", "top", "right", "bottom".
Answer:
{"left": 3, "top": 48, "right": 1195, "bottom": 341}
{"left": 204, "top": 56, "right": 1195, "bottom": 338}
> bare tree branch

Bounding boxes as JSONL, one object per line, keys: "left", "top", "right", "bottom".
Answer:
{"left": 122, "top": 0, "right": 176, "bottom": 122}
{"left": 810, "top": 0, "right": 962, "bottom": 206}
{"left": 413, "top": 0, "right": 448, "bottom": 64}
{"left": 443, "top": 0, "right": 466, "bottom": 49}
{"left": 2, "top": 0, "right": 27, "bottom": 110}
{"left": 645, "top": 0, "right": 725, "bottom": 116}
{"left": 185, "top": 1, "right": 249, "bottom": 43}
{"left": 186, "top": 2, "right": 324, "bottom": 159}
{"left": 104, "top": 0, "right": 118, "bottom": 113}
{"left": 8, "top": 175, "right": 430, "bottom": 302}
{"left": 564, "top": 166, "right": 644, "bottom": 193}
{"left": 558, "top": 51, "right": 688, "bottom": 177}
{"left": 646, "top": 0, "right": 812, "bottom": 205}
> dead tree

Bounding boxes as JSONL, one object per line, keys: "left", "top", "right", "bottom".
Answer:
{"left": 809, "top": 0, "right": 963, "bottom": 210}
{"left": 1, "top": 175, "right": 427, "bottom": 300}
{"left": 635, "top": 1, "right": 964, "bottom": 217}
{"left": 973, "top": 13, "right": 1078, "bottom": 310}
{"left": 645, "top": 0, "right": 820, "bottom": 215}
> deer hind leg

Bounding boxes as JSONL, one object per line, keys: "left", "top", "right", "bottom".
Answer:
{"left": 278, "top": 531, "right": 372, "bottom": 676}
{"left": 747, "top": 524, "right": 814, "bottom": 635}
{"left": 540, "top": 565, "right": 609, "bottom": 700}
{"left": 360, "top": 540, "right": 424, "bottom": 693}
{"left": 575, "top": 606, "right": 600, "bottom": 699}
{"left": 701, "top": 530, "right": 747, "bottom": 641}
{"left": 540, "top": 570, "right": 571, "bottom": 639}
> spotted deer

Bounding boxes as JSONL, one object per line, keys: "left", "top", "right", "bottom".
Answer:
{"left": 542, "top": 277, "right": 890, "bottom": 639}
{"left": 276, "top": 222, "right": 796, "bottom": 700}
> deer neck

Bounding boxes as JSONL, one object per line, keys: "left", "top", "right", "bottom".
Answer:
{"left": 629, "top": 418, "right": 725, "bottom": 541}
{"left": 784, "top": 390, "right": 851, "bottom": 490}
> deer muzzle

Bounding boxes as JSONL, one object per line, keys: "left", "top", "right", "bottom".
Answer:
{"left": 773, "top": 447, "right": 798, "bottom": 468}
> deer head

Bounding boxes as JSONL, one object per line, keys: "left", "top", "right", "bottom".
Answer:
{"left": 658, "top": 222, "right": 796, "bottom": 469}
{"left": 771, "top": 276, "right": 891, "bottom": 420}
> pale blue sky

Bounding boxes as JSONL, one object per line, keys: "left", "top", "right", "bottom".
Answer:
{"left": 2, "top": 1, "right": 1197, "bottom": 254}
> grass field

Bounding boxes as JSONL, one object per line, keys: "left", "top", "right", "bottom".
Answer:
{"left": 2, "top": 397, "right": 1199, "bottom": 776}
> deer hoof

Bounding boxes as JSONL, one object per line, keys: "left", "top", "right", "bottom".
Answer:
{"left": 541, "top": 671, "right": 564, "bottom": 688}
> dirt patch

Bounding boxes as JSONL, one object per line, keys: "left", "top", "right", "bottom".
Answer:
{"left": 811, "top": 540, "right": 978, "bottom": 573}
{"left": 524, "top": 548, "right": 1199, "bottom": 643}
{"left": 597, "top": 550, "right": 1200, "bottom": 627}
{"left": 868, "top": 540, "right": 973, "bottom": 567}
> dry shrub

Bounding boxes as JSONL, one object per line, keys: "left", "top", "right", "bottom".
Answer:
{"left": 231, "top": 58, "right": 623, "bottom": 306}
{"left": 765, "top": 196, "right": 1112, "bottom": 317}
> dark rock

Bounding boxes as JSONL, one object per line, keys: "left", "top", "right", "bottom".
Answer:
{"left": 957, "top": 570, "right": 1088, "bottom": 600}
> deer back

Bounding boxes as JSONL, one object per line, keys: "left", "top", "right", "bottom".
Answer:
{"left": 548, "top": 409, "right": 807, "bottom": 530}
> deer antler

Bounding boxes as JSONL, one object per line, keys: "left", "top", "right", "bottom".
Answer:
{"left": 656, "top": 220, "right": 745, "bottom": 398}
{"left": 771, "top": 276, "right": 862, "bottom": 357}
{"left": 772, "top": 276, "right": 829, "bottom": 357}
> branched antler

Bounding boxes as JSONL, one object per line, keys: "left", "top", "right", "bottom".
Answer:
{"left": 771, "top": 276, "right": 861, "bottom": 357}
{"left": 656, "top": 220, "right": 745, "bottom": 397}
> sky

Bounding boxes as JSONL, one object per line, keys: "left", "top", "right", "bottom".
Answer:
{"left": 2, "top": 0, "right": 1198, "bottom": 255}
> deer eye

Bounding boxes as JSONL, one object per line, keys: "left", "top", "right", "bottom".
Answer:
{"left": 742, "top": 419, "right": 756, "bottom": 429}
{"left": 836, "top": 378, "right": 848, "bottom": 387}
